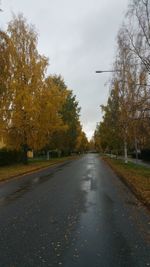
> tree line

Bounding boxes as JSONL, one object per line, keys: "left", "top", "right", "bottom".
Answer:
{"left": 0, "top": 14, "right": 88, "bottom": 163}
{"left": 94, "top": 0, "right": 150, "bottom": 161}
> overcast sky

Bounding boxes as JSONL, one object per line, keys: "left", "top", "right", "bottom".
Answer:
{"left": 1, "top": 0, "right": 129, "bottom": 140}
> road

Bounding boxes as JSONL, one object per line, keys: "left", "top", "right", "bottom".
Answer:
{"left": 0, "top": 154, "right": 149, "bottom": 267}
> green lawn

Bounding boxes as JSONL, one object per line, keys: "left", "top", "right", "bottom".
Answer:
{"left": 103, "top": 156, "right": 150, "bottom": 208}
{"left": 0, "top": 156, "right": 76, "bottom": 182}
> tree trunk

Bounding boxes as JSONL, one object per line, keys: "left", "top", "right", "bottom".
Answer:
{"left": 22, "top": 144, "right": 28, "bottom": 165}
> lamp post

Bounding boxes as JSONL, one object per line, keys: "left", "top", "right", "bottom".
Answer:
{"left": 95, "top": 70, "right": 121, "bottom": 73}
{"left": 96, "top": 69, "right": 150, "bottom": 164}
{"left": 96, "top": 69, "right": 129, "bottom": 163}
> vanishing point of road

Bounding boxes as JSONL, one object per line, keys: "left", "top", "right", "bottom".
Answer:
{"left": 0, "top": 154, "right": 149, "bottom": 267}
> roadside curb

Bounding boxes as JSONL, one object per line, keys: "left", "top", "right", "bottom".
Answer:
{"left": 0, "top": 157, "right": 79, "bottom": 184}
{"left": 102, "top": 157, "right": 150, "bottom": 211}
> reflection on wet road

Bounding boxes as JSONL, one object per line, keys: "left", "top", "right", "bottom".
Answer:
{"left": 0, "top": 154, "right": 149, "bottom": 267}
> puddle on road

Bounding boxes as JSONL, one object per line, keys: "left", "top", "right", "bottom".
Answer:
{"left": 82, "top": 161, "right": 97, "bottom": 194}
{"left": 81, "top": 167, "right": 97, "bottom": 213}
{"left": 82, "top": 177, "right": 97, "bottom": 192}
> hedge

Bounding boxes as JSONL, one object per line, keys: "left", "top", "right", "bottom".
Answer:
{"left": 0, "top": 148, "right": 24, "bottom": 166}
{"left": 141, "top": 149, "right": 150, "bottom": 161}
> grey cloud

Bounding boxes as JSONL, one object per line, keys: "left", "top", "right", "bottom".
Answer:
{"left": 1, "top": 0, "right": 129, "bottom": 139}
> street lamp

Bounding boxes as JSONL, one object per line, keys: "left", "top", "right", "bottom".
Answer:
{"left": 96, "top": 69, "right": 150, "bottom": 164}
{"left": 95, "top": 69, "right": 129, "bottom": 164}
{"left": 95, "top": 70, "right": 121, "bottom": 73}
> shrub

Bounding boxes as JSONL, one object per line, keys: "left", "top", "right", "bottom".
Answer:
{"left": 141, "top": 149, "right": 150, "bottom": 161}
{"left": 0, "top": 148, "right": 24, "bottom": 166}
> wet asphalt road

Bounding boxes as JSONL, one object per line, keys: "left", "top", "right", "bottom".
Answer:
{"left": 0, "top": 154, "right": 150, "bottom": 267}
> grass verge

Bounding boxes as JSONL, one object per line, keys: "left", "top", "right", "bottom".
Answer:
{"left": 103, "top": 156, "right": 150, "bottom": 209}
{"left": 0, "top": 156, "right": 77, "bottom": 182}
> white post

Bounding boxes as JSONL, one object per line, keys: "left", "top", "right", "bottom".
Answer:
{"left": 47, "top": 151, "right": 50, "bottom": 161}
{"left": 135, "top": 137, "right": 138, "bottom": 164}
{"left": 124, "top": 139, "right": 128, "bottom": 164}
